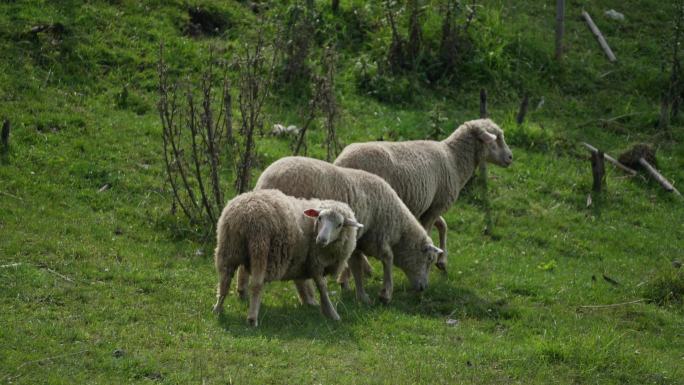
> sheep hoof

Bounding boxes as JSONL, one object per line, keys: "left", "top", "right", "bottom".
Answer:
{"left": 303, "top": 299, "right": 319, "bottom": 306}
{"left": 237, "top": 290, "right": 248, "bottom": 301}
{"left": 435, "top": 260, "right": 448, "bottom": 272}
{"left": 357, "top": 293, "right": 372, "bottom": 305}
{"left": 212, "top": 304, "right": 223, "bottom": 314}
{"left": 339, "top": 281, "right": 350, "bottom": 291}
{"left": 379, "top": 295, "right": 391, "bottom": 305}
{"left": 247, "top": 317, "right": 258, "bottom": 327}
{"left": 323, "top": 309, "right": 341, "bottom": 321}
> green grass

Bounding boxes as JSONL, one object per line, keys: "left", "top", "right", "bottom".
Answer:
{"left": 1, "top": 1, "right": 684, "bottom": 384}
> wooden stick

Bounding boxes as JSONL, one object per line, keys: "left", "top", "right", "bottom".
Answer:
{"left": 479, "top": 88, "right": 493, "bottom": 235}
{"left": 555, "top": 0, "right": 565, "bottom": 60}
{"left": 0, "top": 262, "right": 22, "bottom": 268}
{"left": 1, "top": 119, "right": 9, "bottom": 155}
{"left": 479, "top": 88, "right": 487, "bottom": 119}
{"left": 658, "top": 92, "right": 670, "bottom": 131}
{"left": 3, "top": 349, "right": 90, "bottom": 382}
{"left": 579, "top": 299, "right": 646, "bottom": 309}
{"left": 638, "top": 158, "right": 682, "bottom": 196}
{"left": 590, "top": 149, "right": 605, "bottom": 192}
{"left": 44, "top": 267, "right": 75, "bottom": 283}
{"left": 516, "top": 94, "right": 529, "bottom": 125}
{"left": 581, "top": 142, "right": 637, "bottom": 176}
{"left": 0, "top": 190, "right": 23, "bottom": 201}
{"left": 581, "top": 10, "right": 617, "bottom": 62}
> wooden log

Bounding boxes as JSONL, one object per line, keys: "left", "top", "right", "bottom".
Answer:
{"left": 555, "top": 0, "right": 565, "bottom": 60}
{"left": 581, "top": 142, "right": 637, "bottom": 176}
{"left": 581, "top": 10, "right": 617, "bottom": 62}
{"left": 590, "top": 149, "right": 605, "bottom": 192}
{"left": 638, "top": 158, "right": 681, "bottom": 196}
{"left": 516, "top": 94, "right": 529, "bottom": 125}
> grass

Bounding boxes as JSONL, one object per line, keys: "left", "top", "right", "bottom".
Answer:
{"left": 1, "top": 0, "right": 684, "bottom": 384}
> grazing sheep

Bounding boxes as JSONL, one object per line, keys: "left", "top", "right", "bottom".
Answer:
{"left": 253, "top": 156, "right": 443, "bottom": 304}
{"left": 271, "top": 123, "right": 300, "bottom": 137}
{"left": 212, "top": 189, "right": 363, "bottom": 326}
{"left": 334, "top": 118, "right": 513, "bottom": 271}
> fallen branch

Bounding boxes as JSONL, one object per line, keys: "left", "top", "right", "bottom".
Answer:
{"left": 578, "top": 299, "right": 646, "bottom": 309}
{"left": 618, "top": 144, "right": 682, "bottom": 196}
{"left": 602, "top": 273, "right": 620, "bottom": 286}
{"left": 0, "top": 190, "right": 23, "bottom": 201}
{"left": 582, "top": 10, "right": 616, "bottom": 62}
{"left": 0, "top": 262, "right": 22, "bottom": 268}
{"left": 638, "top": 158, "right": 682, "bottom": 196}
{"left": 581, "top": 142, "right": 637, "bottom": 176}
{"left": 43, "top": 267, "right": 75, "bottom": 283}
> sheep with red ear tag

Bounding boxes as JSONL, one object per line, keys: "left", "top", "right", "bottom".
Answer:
{"left": 212, "top": 189, "right": 362, "bottom": 327}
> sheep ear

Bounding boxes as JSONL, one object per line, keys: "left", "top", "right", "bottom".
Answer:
{"left": 477, "top": 130, "right": 497, "bottom": 144}
{"left": 343, "top": 218, "right": 364, "bottom": 228}
{"left": 303, "top": 209, "right": 320, "bottom": 218}
{"left": 424, "top": 244, "right": 443, "bottom": 255}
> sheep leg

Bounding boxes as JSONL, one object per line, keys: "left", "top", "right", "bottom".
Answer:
{"left": 212, "top": 265, "right": 236, "bottom": 314}
{"left": 313, "top": 275, "right": 340, "bottom": 321}
{"left": 246, "top": 240, "right": 269, "bottom": 327}
{"left": 348, "top": 250, "right": 371, "bottom": 304}
{"left": 295, "top": 280, "right": 318, "bottom": 306}
{"left": 378, "top": 247, "right": 394, "bottom": 304}
{"left": 434, "top": 216, "right": 448, "bottom": 271}
{"left": 246, "top": 270, "right": 266, "bottom": 327}
{"left": 236, "top": 265, "right": 249, "bottom": 300}
{"left": 338, "top": 256, "right": 373, "bottom": 291}
{"left": 421, "top": 211, "right": 448, "bottom": 271}
{"left": 337, "top": 267, "right": 351, "bottom": 291}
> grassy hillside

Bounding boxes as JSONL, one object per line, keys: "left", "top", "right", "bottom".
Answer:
{"left": 1, "top": 1, "right": 683, "bottom": 384}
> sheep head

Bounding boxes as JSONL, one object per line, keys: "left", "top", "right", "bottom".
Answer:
{"left": 473, "top": 119, "right": 513, "bottom": 167}
{"left": 304, "top": 207, "right": 363, "bottom": 247}
{"left": 394, "top": 236, "right": 443, "bottom": 292}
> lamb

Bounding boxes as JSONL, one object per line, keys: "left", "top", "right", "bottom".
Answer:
{"left": 252, "top": 156, "right": 443, "bottom": 305}
{"left": 334, "top": 118, "right": 513, "bottom": 271}
{"left": 212, "top": 189, "right": 363, "bottom": 326}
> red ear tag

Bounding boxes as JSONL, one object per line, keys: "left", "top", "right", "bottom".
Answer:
{"left": 303, "top": 209, "right": 320, "bottom": 218}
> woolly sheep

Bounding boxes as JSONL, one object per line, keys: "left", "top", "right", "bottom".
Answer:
{"left": 253, "top": 156, "right": 443, "bottom": 304}
{"left": 271, "top": 123, "right": 300, "bottom": 137}
{"left": 334, "top": 118, "right": 513, "bottom": 271}
{"left": 212, "top": 189, "right": 363, "bottom": 326}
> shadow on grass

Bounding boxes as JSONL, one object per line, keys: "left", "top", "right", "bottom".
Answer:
{"left": 214, "top": 276, "right": 517, "bottom": 341}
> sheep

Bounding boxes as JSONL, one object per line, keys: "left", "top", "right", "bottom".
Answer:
{"left": 212, "top": 189, "right": 363, "bottom": 326}
{"left": 334, "top": 118, "right": 513, "bottom": 271}
{"left": 271, "top": 123, "right": 300, "bottom": 137}
{"left": 251, "top": 156, "right": 443, "bottom": 305}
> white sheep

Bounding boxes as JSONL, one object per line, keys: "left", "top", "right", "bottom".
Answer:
{"left": 334, "top": 118, "right": 513, "bottom": 271}
{"left": 271, "top": 123, "right": 300, "bottom": 137}
{"left": 252, "top": 156, "right": 443, "bottom": 305}
{"left": 212, "top": 189, "right": 363, "bottom": 326}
